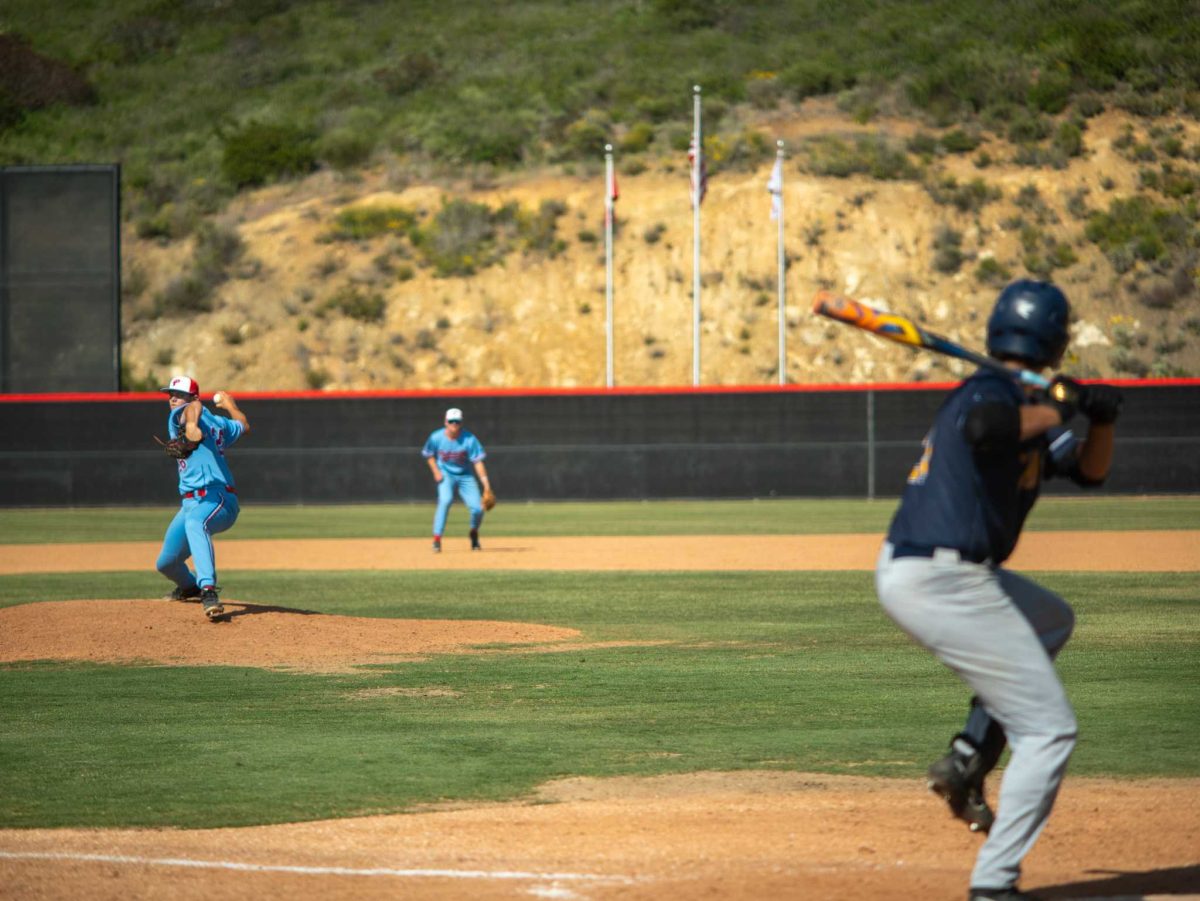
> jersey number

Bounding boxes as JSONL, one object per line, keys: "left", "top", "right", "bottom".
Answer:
{"left": 907, "top": 430, "right": 934, "bottom": 485}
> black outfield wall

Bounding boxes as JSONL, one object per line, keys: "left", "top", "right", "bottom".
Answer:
{"left": 1, "top": 381, "right": 1197, "bottom": 506}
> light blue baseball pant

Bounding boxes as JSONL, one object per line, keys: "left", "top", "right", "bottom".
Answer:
{"left": 433, "top": 471, "right": 483, "bottom": 536}
{"left": 875, "top": 543, "right": 1077, "bottom": 892}
{"left": 156, "top": 491, "right": 240, "bottom": 590}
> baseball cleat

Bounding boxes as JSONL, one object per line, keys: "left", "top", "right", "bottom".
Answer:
{"left": 168, "top": 584, "right": 202, "bottom": 602}
{"left": 927, "top": 752, "right": 995, "bottom": 834}
{"left": 200, "top": 587, "right": 224, "bottom": 621}
{"left": 968, "top": 887, "right": 1041, "bottom": 900}
{"left": 432, "top": 538, "right": 442, "bottom": 554}
{"left": 470, "top": 530, "right": 481, "bottom": 551}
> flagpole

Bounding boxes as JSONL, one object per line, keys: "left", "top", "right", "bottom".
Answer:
{"left": 692, "top": 84, "right": 702, "bottom": 387}
{"left": 604, "top": 143, "right": 615, "bottom": 389}
{"left": 774, "top": 140, "right": 786, "bottom": 385}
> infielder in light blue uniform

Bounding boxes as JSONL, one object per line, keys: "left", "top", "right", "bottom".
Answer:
{"left": 422, "top": 406, "right": 491, "bottom": 553}
{"left": 155, "top": 376, "right": 250, "bottom": 621}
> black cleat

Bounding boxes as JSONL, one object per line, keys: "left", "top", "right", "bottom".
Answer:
{"left": 168, "top": 584, "right": 202, "bottom": 602}
{"left": 200, "top": 586, "right": 225, "bottom": 621}
{"left": 928, "top": 752, "right": 995, "bottom": 834}
{"left": 432, "top": 538, "right": 442, "bottom": 554}
{"left": 470, "top": 529, "right": 481, "bottom": 551}
{"left": 969, "top": 887, "right": 1041, "bottom": 900}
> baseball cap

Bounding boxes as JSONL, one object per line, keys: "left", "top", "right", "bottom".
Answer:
{"left": 160, "top": 376, "right": 200, "bottom": 396}
{"left": 445, "top": 407, "right": 463, "bottom": 423}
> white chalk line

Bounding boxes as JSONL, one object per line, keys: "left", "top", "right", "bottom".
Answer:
{"left": 0, "top": 849, "right": 632, "bottom": 884}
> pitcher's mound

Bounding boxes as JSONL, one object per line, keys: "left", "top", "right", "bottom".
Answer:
{"left": 0, "top": 599, "right": 581, "bottom": 672}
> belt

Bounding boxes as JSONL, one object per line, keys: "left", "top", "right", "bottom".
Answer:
{"left": 891, "top": 542, "right": 991, "bottom": 565}
{"left": 183, "top": 486, "right": 236, "bottom": 500}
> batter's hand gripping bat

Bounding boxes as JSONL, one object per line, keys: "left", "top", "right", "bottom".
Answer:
{"left": 811, "top": 290, "right": 1052, "bottom": 389}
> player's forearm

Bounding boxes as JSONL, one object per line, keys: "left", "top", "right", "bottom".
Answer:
{"left": 213, "top": 392, "right": 249, "bottom": 431}
{"left": 474, "top": 463, "right": 490, "bottom": 486}
{"left": 1077, "top": 423, "right": 1115, "bottom": 481}
{"left": 427, "top": 459, "right": 442, "bottom": 480}
{"left": 225, "top": 404, "right": 249, "bottom": 431}
{"left": 183, "top": 400, "right": 203, "bottom": 442}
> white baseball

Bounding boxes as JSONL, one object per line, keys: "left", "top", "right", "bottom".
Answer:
{"left": 213, "top": 392, "right": 226, "bottom": 406}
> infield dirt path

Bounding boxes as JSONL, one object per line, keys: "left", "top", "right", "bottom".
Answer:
{"left": 2, "top": 531, "right": 1198, "bottom": 900}
{"left": 4, "top": 529, "right": 1200, "bottom": 574}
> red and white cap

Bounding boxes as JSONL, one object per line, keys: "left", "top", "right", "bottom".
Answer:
{"left": 160, "top": 376, "right": 200, "bottom": 396}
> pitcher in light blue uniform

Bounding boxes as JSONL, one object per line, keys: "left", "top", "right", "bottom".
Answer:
{"left": 155, "top": 376, "right": 251, "bottom": 621}
{"left": 422, "top": 406, "right": 492, "bottom": 553}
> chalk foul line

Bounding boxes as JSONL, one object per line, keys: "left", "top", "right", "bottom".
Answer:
{"left": 0, "top": 849, "right": 633, "bottom": 884}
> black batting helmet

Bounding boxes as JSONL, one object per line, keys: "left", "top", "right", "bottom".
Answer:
{"left": 986, "top": 279, "right": 1071, "bottom": 368}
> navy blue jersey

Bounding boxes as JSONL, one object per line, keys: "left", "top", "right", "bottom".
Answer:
{"left": 886, "top": 369, "right": 1080, "bottom": 564}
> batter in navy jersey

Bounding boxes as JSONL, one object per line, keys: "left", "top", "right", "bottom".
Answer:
{"left": 154, "top": 376, "right": 250, "bottom": 621}
{"left": 423, "top": 407, "right": 492, "bottom": 553}
{"left": 874, "top": 281, "right": 1123, "bottom": 901}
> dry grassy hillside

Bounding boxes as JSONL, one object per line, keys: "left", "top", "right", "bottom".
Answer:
{"left": 120, "top": 100, "right": 1200, "bottom": 392}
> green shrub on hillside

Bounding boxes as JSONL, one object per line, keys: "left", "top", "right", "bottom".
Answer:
{"left": 220, "top": 122, "right": 317, "bottom": 188}
{"left": 941, "top": 128, "right": 981, "bottom": 154}
{"left": 800, "top": 134, "right": 917, "bottom": 180}
{"left": 618, "top": 122, "right": 655, "bottom": 154}
{"left": 10, "top": 0, "right": 1200, "bottom": 233}
{"left": 975, "top": 256, "right": 1011, "bottom": 287}
{"left": 1006, "top": 110, "right": 1052, "bottom": 144}
{"left": 559, "top": 110, "right": 611, "bottom": 160}
{"left": 1085, "top": 196, "right": 1194, "bottom": 271}
{"left": 413, "top": 97, "right": 535, "bottom": 165}
{"left": 316, "top": 127, "right": 375, "bottom": 171}
{"left": 903, "top": 46, "right": 1031, "bottom": 121}
{"left": 408, "top": 198, "right": 567, "bottom": 275}
{"left": 907, "top": 132, "right": 939, "bottom": 157}
{"left": 931, "top": 225, "right": 964, "bottom": 274}
{"left": 411, "top": 199, "right": 504, "bottom": 277}
{"left": 153, "top": 222, "right": 244, "bottom": 316}
{"left": 779, "top": 56, "right": 855, "bottom": 101}
{"left": 327, "top": 206, "right": 418, "bottom": 242}
{"left": 322, "top": 285, "right": 386, "bottom": 323}
{"left": 372, "top": 51, "right": 440, "bottom": 96}
{"left": 1027, "top": 65, "right": 1073, "bottom": 114}
{"left": 516, "top": 200, "right": 567, "bottom": 256}
{"left": 925, "top": 175, "right": 1000, "bottom": 213}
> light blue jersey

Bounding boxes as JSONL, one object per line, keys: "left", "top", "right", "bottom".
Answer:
{"left": 422, "top": 427, "right": 486, "bottom": 475}
{"left": 423, "top": 426, "right": 487, "bottom": 539}
{"left": 157, "top": 401, "right": 245, "bottom": 594}
{"left": 168, "top": 405, "right": 245, "bottom": 494}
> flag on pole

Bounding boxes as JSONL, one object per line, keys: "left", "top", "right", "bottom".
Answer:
{"left": 606, "top": 170, "right": 619, "bottom": 226}
{"left": 767, "top": 154, "right": 783, "bottom": 221}
{"left": 688, "top": 136, "right": 707, "bottom": 207}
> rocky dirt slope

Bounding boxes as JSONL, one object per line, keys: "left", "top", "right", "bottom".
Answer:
{"left": 120, "top": 101, "right": 1200, "bottom": 392}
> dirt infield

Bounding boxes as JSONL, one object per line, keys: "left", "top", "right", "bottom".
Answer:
{"left": 4, "top": 530, "right": 1200, "bottom": 574}
{"left": 2, "top": 773, "right": 1197, "bottom": 901}
{"left": 2, "top": 532, "right": 1198, "bottom": 900}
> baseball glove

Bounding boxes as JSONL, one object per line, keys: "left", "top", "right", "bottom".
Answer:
{"left": 482, "top": 487, "right": 497, "bottom": 511}
{"left": 155, "top": 434, "right": 200, "bottom": 459}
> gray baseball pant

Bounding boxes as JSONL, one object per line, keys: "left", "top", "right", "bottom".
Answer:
{"left": 875, "top": 542, "right": 1077, "bottom": 890}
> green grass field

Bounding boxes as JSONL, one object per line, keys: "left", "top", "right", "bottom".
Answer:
{"left": 1, "top": 495, "right": 1198, "bottom": 543}
{"left": 0, "top": 499, "right": 1197, "bottom": 830}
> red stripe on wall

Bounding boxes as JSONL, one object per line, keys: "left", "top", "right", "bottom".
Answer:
{"left": 1, "top": 377, "right": 1197, "bottom": 404}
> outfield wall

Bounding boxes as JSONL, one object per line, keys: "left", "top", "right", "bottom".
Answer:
{"left": 1, "top": 380, "right": 1196, "bottom": 505}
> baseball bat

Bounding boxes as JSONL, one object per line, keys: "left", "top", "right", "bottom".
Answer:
{"left": 811, "top": 290, "right": 1051, "bottom": 389}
